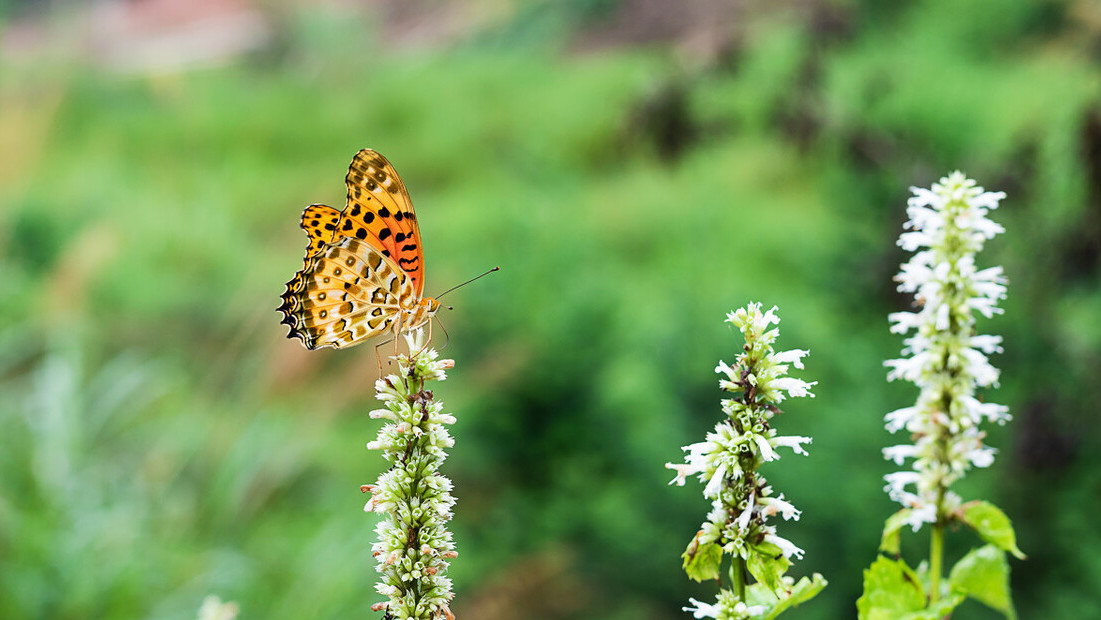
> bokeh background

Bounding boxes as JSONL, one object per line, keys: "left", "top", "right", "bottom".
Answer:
{"left": 2, "top": 0, "right": 1100, "bottom": 618}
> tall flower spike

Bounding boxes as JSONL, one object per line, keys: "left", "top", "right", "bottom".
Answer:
{"left": 364, "top": 329, "right": 458, "bottom": 620}
{"left": 859, "top": 172, "right": 1022, "bottom": 620}
{"left": 667, "top": 303, "right": 825, "bottom": 619}
{"left": 881, "top": 171, "right": 1009, "bottom": 532}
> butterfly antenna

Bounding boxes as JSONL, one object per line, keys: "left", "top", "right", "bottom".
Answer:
{"left": 436, "top": 266, "right": 500, "bottom": 299}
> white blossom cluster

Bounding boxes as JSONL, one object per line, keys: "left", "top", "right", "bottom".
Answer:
{"left": 364, "top": 329, "right": 458, "bottom": 620}
{"left": 684, "top": 591, "right": 767, "bottom": 620}
{"left": 668, "top": 304, "right": 817, "bottom": 619}
{"left": 196, "top": 596, "right": 239, "bottom": 620}
{"left": 882, "top": 172, "right": 1010, "bottom": 531}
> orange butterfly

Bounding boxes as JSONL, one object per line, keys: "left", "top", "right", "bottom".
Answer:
{"left": 278, "top": 149, "right": 441, "bottom": 350}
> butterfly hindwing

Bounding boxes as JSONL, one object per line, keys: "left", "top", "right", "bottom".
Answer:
{"left": 301, "top": 204, "right": 341, "bottom": 257}
{"left": 286, "top": 237, "right": 417, "bottom": 350}
{"left": 336, "top": 149, "right": 427, "bottom": 295}
{"left": 278, "top": 204, "right": 342, "bottom": 325}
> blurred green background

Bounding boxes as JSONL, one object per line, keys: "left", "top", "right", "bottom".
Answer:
{"left": 1, "top": 0, "right": 1099, "bottom": 618}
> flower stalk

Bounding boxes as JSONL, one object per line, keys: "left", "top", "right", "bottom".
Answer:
{"left": 668, "top": 303, "right": 825, "bottom": 619}
{"left": 929, "top": 517, "right": 944, "bottom": 603}
{"left": 881, "top": 171, "right": 1009, "bottom": 537}
{"left": 860, "top": 172, "right": 1023, "bottom": 620}
{"left": 363, "top": 329, "right": 457, "bottom": 620}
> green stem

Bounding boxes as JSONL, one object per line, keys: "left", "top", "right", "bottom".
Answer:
{"left": 929, "top": 490, "right": 945, "bottom": 604}
{"left": 732, "top": 555, "right": 747, "bottom": 602}
{"left": 928, "top": 353, "right": 954, "bottom": 606}
{"left": 929, "top": 473, "right": 946, "bottom": 603}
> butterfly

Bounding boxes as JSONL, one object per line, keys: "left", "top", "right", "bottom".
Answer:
{"left": 278, "top": 149, "right": 441, "bottom": 350}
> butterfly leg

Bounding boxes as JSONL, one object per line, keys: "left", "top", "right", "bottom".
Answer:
{"left": 434, "top": 315, "right": 451, "bottom": 352}
{"left": 392, "top": 315, "right": 406, "bottom": 360}
{"left": 373, "top": 340, "right": 385, "bottom": 374}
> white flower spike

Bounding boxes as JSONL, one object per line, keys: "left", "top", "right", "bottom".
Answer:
{"left": 364, "top": 329, "right": 457, "bottom": 620}
{"left": 881, "top": 171, "right": 1009, "bottom": 527}
{"left": 668, "top": 304, "right": 826, "bottom": 618}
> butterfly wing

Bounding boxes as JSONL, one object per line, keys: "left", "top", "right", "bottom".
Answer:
{"left": 299, "top": 204, "right": 342, "bottom": 257}
{"left": 283, "top": 237, "right": 418, "bottom": 350}
{"left": 334, "top": 149, "right": 427, "bottom": 295}
{"left": 278, "top": 204, "right": 342, "bottom": 328}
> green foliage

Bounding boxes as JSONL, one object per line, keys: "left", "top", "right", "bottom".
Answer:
{"left": 683, "top": 538, "right": 722, "bottom": 583}
{"left": 879, "top": 509, "right": 911, "bottom": 555}
{"left": 960, "top": 501, "right": 1026, "bottom": 560}
{"left": 747, "top": 541, "right": 791, "bottom": 596}
{"left": 746, "top": 573, "right": 828, "bottom": 619}
{"left": 0, "top": 1, "right": 1099, "bottom": 618}
{"left": 767, "top": 574, "right": 829, "bottom": 619}
{"left": 864, "top": 504, "right": 1023, "bottom": 618}
{"left": 857, "top": 556, "right": 965, "bottom": 620}
{"left": 858, "top": 556, "right": 924, "bottom": 620}
{"left": 950, "top": 544, "right": 1017, "bottom": 619}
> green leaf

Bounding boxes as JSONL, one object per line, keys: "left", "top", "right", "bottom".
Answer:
{"left": 763, "top": 574, "right": 828, "bottom": 619}
{"left": 857, "top": 556, "right": 925, "bottom": 620}
{"left": 949, "top": 544, "right": 1017, "bottom": 619}
{"left": 908, "top": 594, "right": 965, "bottom": 620}
{"left": 960, "top": 501, "right": 1026, "bottom": 559}
{"left": 858, "top": 555, "right": 969, "bottom": 620}
{"left": 880, "top": 509, "right": 912, "bottom": 555}
{"left": 683, "top": 538, "right": 722, "bottom": 582}
{"left": 748, "top": 543, "right": 791, "bottom": 595}
{"left": 755, "top": 540, "right": 783, "bottom": 557}
{"left": 746, "top": 583, "right": 780, "bottom": 608}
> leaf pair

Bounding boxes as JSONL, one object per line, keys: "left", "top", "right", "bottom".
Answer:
{"left": 863, "top": 500, "right": 1023, "bottom": 619}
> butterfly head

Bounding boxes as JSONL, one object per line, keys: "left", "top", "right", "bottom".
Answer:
{"left": 403, "top": 296, "right": 442, "bottom": 332}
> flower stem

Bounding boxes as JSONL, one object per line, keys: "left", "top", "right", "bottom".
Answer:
{"left": 733, "top": 555, "right": 747, "bottom": 602}
{"left": 928, "top": 395, "right": 950, "bottom": 605}
{"left": 929, "top": 500, "right": 944, "bottom": 604}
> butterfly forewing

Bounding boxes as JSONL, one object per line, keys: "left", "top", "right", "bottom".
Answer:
{"left": 336, "top": 150, "right": 427, "bottom": 295}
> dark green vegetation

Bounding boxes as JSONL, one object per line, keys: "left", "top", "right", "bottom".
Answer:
{"left": 1, "top": 1, "right": 1099, "bottom": 618}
